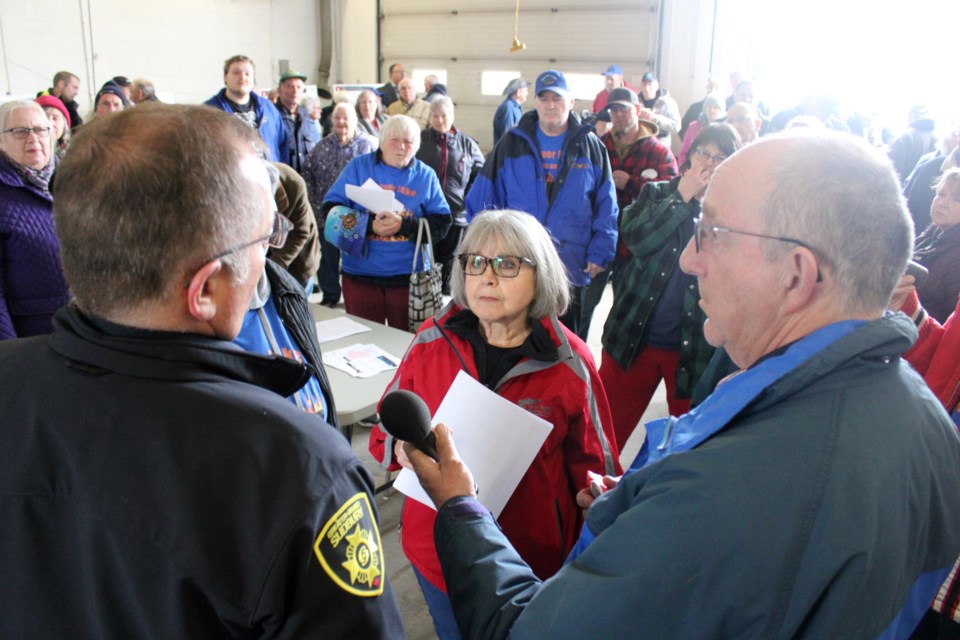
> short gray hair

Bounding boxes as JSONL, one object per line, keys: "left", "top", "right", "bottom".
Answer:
{"left": 331, "top": 101, "right": 357, "bottom": 126}
{"left": 0, "top": 100, "right": 47, "bottom": 134}
{"left": 430, "top": 96, "right": 454, "bottom": 117}
{"left": 54, "top": 104, "right": 266, "bottom": 319}
{"left": 761, "top": 131, "right": 913, "bottom": 314}
{"left": 380, "top": 115, "right": 421, "bottom": 153}
{"left": 131, "top": 78, "right": 156, "bottom": 100}
{"left": 300, "top": 95, "right": 322, "bottom": 111}
{"left": 452, "top": 210, "right": 569, "bottom": 319}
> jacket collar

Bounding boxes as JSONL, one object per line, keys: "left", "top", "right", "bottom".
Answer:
{"left": 49, "top": 304, "right": 312, "bottom": 396}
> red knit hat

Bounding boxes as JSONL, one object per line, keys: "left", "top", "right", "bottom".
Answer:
{"left": 35, "top": 94, "right": 71, "bottom": 128}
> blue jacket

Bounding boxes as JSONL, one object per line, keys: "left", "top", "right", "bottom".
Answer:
{"left": 277, "top": 103, "right": 321, "bottom": 172}
{"left": 204, "top": 89, "right": 289, "bottom": 163}
{"left": 492, "top": 97, "right": 522, "bottom": 144}
{"left": 466, "top": 110, "right": 618, "bottom": 287}
{"left": 322, "top": 151, "right": 451, "bottom": 278}
{"left": 434, "top": 313, "right": 960, "bottom": 639}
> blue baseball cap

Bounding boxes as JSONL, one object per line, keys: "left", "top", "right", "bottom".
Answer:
{"left": 535, "top": 70, "right": 570, "bottom": 98}
{"left": 603, "top": 64, "right": 624, "bottom": 77}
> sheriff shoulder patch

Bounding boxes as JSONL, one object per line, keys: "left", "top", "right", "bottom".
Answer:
{"left": 314, "top": 492, "right": 384, "bottom": 597}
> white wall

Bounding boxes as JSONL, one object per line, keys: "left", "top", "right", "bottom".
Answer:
{"left": 339, "top": 0, "right": 378, "bottom": 84}
{"left": 0, "top": 0, "right": 322, "bottom": 113}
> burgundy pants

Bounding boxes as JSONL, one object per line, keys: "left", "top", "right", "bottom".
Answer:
{"left": 342, "top": 276, "right": 410, "bottom": 330}
{"left": 600, "top": 347, "right": 691, "bottom": 450}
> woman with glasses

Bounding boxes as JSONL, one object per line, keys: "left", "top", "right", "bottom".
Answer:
{"left": 0, "top": 100, "right": 70, "bottom": 339}
{"left": 599, "top": 122, "right": 742, "bottom": 449}
{"left": 368, "top": 209, "right": 620, "bottom": 639}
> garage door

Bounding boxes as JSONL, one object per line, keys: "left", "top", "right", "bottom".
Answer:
{"left": 379, "top": 0, "right": 660, "bottom": 152}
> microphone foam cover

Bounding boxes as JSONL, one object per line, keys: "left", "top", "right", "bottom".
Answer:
{"left": 380, "top": 389, "right": 433, "bottom": 442}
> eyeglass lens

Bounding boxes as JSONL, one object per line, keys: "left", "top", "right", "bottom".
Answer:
{"left": 461, "top": 255, "right": 522, "bottom": 277}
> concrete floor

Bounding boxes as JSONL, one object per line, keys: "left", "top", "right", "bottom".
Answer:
{"left": 346, "top": 282, "right": 668, "bottom": 639}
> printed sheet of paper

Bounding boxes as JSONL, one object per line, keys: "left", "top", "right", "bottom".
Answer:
{"left": 314, "top": 316, "right": 371, "bottom": 344}
{"left": 393, "top": 370, "right": 553, "bottom": 518}
{"left": 322, "top": 343, "right": 401, "bottom": 378}
{"left": 345, "top": 178, "right": 404, "bottom": 214}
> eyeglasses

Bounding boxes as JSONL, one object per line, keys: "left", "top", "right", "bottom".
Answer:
{"left": 693, "top": 214, "right": 823, "bottom": 282}
{"left": 3, "top": 126, "right": 51, "bottom": 140}
{"left": 205, "top": 212, "right": 292, "bottom": 264}
{"left": 458, "top": 254, "right": 536, "bottom": 278}
{"left": 692, "top": 148, "right": 728, "bottom": 165}
{"left": 693, "top": 214, "right": 820, "bottom": 254}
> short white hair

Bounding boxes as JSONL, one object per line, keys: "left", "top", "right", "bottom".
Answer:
{"left": 380, "top": 115, "right": 421, "bottom": 153}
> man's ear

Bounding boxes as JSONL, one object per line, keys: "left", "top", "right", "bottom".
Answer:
{"left": 185, "top": 259, "right": 223, "bottom": 322}
{"left": 781, "top": 248, "right": 820, "bottom": 313}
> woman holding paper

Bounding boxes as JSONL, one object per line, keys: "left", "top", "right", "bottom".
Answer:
{"left": 321, "top": 114, "right": 451, "bottom": 328}
{"left": 369, "top": 210, "right": 621, "bottom": 639}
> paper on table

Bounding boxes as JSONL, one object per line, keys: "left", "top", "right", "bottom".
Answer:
{"left": 393, "top": 370, "right": 553, "bottom": 518}
{"left": 345, "top": 178, "right": 405, "bottom": 214}
{"left": 314, "top": 315, "right": 371, "bottom": 344}
{"left": 322, "top": 343, "right": 401, "bottom": 378}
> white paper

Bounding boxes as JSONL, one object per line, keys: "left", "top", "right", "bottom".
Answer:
{"left": 314, "top": 316, "right": 371, "bottom": 344}
{"left": 322, "top": 343, "right": 401, "bottom": 378}
{"left": 393, "top": 371, "right": 553, "bottom": 518}
{"left": 345, "top": 179, "right": 404, "bottom": 214}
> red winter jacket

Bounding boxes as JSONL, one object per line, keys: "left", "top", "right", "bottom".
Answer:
{"left": 369, "top": 304, "right": 620, "bottom": 590}
{"left": 903, "top": 291, "right": 960, "bottom": 416}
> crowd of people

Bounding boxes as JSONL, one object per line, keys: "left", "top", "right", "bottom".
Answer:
{"left": 1, "top": 54, "right": 960, "bottom": 640}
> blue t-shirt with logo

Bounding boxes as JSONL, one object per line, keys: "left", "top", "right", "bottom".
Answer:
{"left": 536, "top": 127, "right": 566, "bottom": 184}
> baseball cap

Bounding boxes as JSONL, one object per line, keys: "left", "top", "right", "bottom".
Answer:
{"left": 606, "top": 87, "right": 639, "bottom": 108}
{"left": 602, "top": 64, "right": 624, "bottom": 77}
{"left": 280, "top": 70, "right": 308, "bottom": 83}
{"left": 535, "top": 70, "right": 570, "bottom": 98}
{"left": 641, "top": 72, "right": 657, "bottom": 83}
{"left": 502, "top": 77, "right": 530, "bottom": 97}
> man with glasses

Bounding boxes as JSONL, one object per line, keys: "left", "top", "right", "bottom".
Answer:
{"left": 404, "top": 132, "right": 960, "bottom": 638}
{"left": 466, "top": 69, "right": 618, "bottom": 341}
{"left": 0, "top": 104, "right": 404, "bottom": 638}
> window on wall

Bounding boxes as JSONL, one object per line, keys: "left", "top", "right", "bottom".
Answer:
{"left": 481, "top": 71, "right": 523, "bottom": 96}
{"left": 480, "top": 70, "right": 604, "bottom": 101}
{"left": 409, "top": 69, "right": 447, "bottom": 93}
{"left": 561, "top": 73, "right": 605, "bottom": 101}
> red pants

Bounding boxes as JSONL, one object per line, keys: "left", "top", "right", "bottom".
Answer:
{"left": 600, "top": 347, "right": 691, "bottom": 450}
{"left": 342, "top": 276, "right": 410, "bottom": 330}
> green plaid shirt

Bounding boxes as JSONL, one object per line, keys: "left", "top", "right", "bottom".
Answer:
{"left": 601, "top": 178, "right": 714, "bottom": 398}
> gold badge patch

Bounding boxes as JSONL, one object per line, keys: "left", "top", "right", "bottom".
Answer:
{"left": 314, "top": 493, "right": 384, "bottom": 596}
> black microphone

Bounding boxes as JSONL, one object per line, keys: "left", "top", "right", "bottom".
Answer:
{"left": 379, "top": 390, "right": 438, "bottom": 461}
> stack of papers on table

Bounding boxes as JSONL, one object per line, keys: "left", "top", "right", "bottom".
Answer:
{"left": 314, "top": 316, "right": 371, "bottom": 344}
{"left": 322, "top": 343, "right": 401, "bottom": 378}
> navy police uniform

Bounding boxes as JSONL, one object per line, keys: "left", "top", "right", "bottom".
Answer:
{"left": 0, "top": 305, "right": 405, "bottom": 638}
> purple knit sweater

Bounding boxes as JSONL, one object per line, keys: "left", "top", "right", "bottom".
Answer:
{"left": 0, "top": 153, "right": 70, "bottom": 339}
